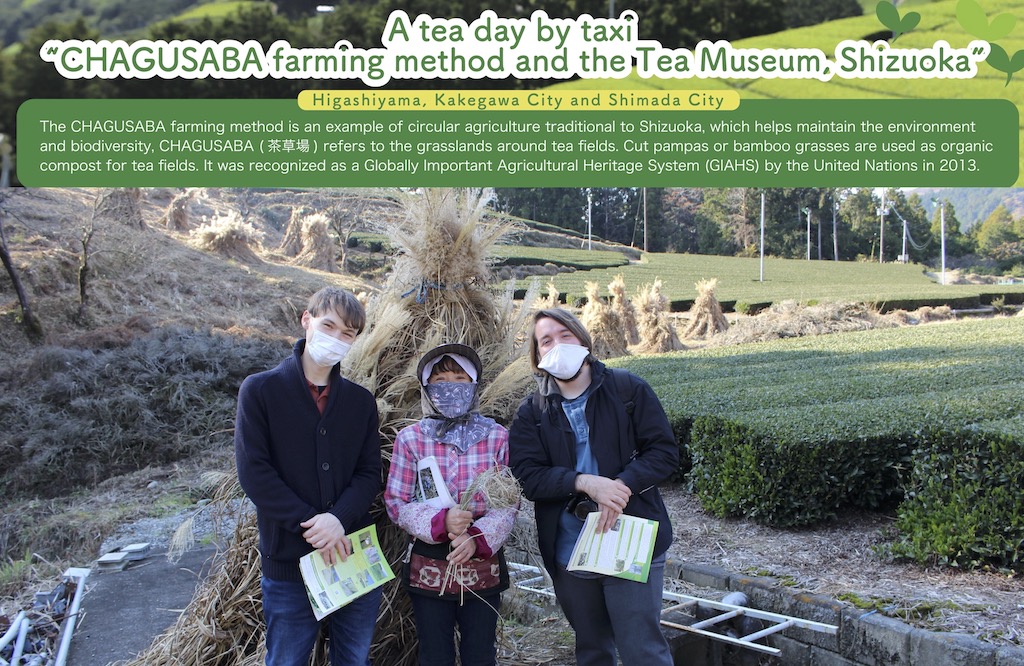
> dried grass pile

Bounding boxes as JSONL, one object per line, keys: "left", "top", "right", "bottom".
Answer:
{"left": 191, "top": 211, "right": 263, "bottom": 264}
{"left": 292, "top": 212, "right": 336, "bottom": 273}
{"left": 683, "top": 278, "right": 730, "bottom": 340}
{"left": 137, "top": 189, "right": 537, "bottom": 666}
{"left": 535, "top": 280, "right": 560, "bottom": 310}
{"left": 633, "top": 279, "right": 684, "bottom": 353}
{"left": 95, "top": 188, "right": 145, "bottom": 229}
{"left": 280, "top": 206, "right": 314, "bottom": 257}
{"left": 709, "top": 300, "right": 883, "bottom": 346}
{"left": 161, "top": 189, "right": 194, "bottom": 231}
{"left": 580, "top": 282, "right": 628, "bottom": 359}
{"left": 609, "top": 274, "right": 639, "bottom": 345}
{"left": 886, "top": 305, "right": 955, "bottom": 326}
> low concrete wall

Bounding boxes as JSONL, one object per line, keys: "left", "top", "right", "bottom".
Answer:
{"left": 667, "top": 559, "right": 1024, "bottom": 666}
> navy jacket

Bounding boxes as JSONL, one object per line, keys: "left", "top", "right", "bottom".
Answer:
{"left": 509, "top": 360, "right": 678, "bottom": 571}
{"left": 234, "top": 340, "right": 381, "bottom": 582}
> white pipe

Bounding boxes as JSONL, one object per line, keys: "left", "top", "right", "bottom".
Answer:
{"left": 0, "top": 612, "right": 26, "bottom": 651}
{"left": 52, "top": 568, "right": 90, "bottom": 666}
{"left": 12, "top": 616, "right": 30, "bottom": 666}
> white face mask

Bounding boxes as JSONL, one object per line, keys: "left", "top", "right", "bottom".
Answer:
{"left": 537, "top": 343, "right": 590, "bottom": 380}
{"left": 306, "top": 328, "right": 352, "bottom": 368}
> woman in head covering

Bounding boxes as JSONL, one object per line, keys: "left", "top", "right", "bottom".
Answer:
{"left": 384, "top": 344, "right": 518, "bottom": 666}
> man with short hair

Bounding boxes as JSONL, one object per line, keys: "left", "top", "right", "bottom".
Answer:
{"left": 235, "top": 287, "right": 382, "bottom": 666}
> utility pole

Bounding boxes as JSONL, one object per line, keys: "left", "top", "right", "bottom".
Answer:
{"left": 642, "top": 187, "right": 648, "bottom": 253}
{"left": 803, "top": 207, "right": 811, "bottom": 260}
{"left": 879, "top": 189, "right": 886, "bottom": 263}
{"left": 901, "top": 210, "right": 908, "bottom": 263}
{"left": 759, "top": 192, "right": 766, "bottom": 281}
{"left": 938, "top": 200, "right": 947, "bottom": 285}
{"left": 832, "top": 195, "right": 840, "bottom": 261}
{"left": 586, "top": 190, "right": 593, "bottom": 251}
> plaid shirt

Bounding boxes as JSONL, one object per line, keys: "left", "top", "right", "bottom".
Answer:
{"left": 384, "top": 421, "right": 515, "bottom": 558}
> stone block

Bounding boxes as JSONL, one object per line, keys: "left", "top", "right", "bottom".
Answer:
{"left": 786, "top": 591, "right": 843, "bottom": 651}
{"left": 840, "top": 609, "right": 913, "bottom": 666}
{"left": 909, "top": 629, "right": 995, "bottom": 666}
{"left": 996, "top": 644, "right": 1024, "bottom": 666}
{"left": 673, "top": 561, "right": 732, "bottom": 590}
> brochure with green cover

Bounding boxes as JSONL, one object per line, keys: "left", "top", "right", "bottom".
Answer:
{"left": 299, "top": 524, "right": 395, "bottom": 620}
{"left": 567, "top": 513, "right": 659, "bottom": 583}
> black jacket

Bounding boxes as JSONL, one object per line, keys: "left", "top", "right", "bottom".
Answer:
{"left": 508, "top": 360, "right": 678, "bottom": 571}
{"left": 234, "top": 339, "right": 381, "bottom": 582}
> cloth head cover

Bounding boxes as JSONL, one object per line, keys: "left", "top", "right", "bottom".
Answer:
{"left": 415, "top": 344, "right": 495, "bottom": 453}
{"left": 418, "top": 347, "right": 479, "bottom": 385}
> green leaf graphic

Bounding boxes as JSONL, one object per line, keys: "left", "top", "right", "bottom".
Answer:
{"left": 876, "top": 1, "right": 921, "bottom": 42}
{"left": 986, "top": 43, "right": 1024, "bottom": 85}
{"left": 957, "top": 0, "right": 1016, "bottom": 40}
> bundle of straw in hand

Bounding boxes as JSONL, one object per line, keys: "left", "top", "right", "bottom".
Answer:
{"left": 440, "top": 465, "right": 521, "bottom": 602}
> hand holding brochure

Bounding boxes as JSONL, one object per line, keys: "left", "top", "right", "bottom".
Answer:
{"left": 299, "top": 524, "right": 395, "bottom": 620}
{"left": 567, "top": 513, "right": 658, "bottom": 583}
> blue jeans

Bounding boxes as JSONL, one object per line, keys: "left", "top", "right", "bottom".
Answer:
{"left": 549, "top": 555, "right": 672, "bottom": 666}
{"left": 409, "top": 592, "right": 501, "bottom": 666}
{"left": 261, "top": 576, "right": 382, "bottom": 666}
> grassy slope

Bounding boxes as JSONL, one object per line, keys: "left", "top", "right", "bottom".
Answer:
{"left": 555, "top": 0, "right": 1024, "bottom": 185}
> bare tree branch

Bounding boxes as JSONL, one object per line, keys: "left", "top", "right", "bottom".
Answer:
{"left": 0, "top": 190, "right": 44, "bottom": 340}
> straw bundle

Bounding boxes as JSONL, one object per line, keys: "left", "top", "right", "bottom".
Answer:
{"left": 580, "top": 282, "right": 628, "bottom": 359}
{"left": 683, "top": 278, "right": 730, "bottom": 340}
{"left": 162, "top": 189, "right": 194, "bottom": 231}
{"left": 96, "top": 188, "right": 145, "bottom": 229}
{"left": 609, "top": 274, "right": 639, "bottom": 345}
{"left": 634, "top": 279, "right": 684, "bottom": 353}
{"left": 293, "top": 213, "right": 336, "bottom": 273}
{"left": 535, "top": 280, "right": 560, "bottom": 310}
{"left": 191, "top": 212, "right": 263, "bottom": 264}
{"left": 279, "top": 206, "right": 313, "bottom": 257}
{"left": 441, "top": 466, "right": 522, "bottom": 601}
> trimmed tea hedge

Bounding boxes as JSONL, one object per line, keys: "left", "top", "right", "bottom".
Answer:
{"left": 889, "top": 428, "right": 1024, "bottom": 572}
{"left": 615, "top": 317, "right": 1024, "bottom": 529}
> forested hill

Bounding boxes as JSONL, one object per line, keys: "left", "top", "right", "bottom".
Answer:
{"left": 915, "top": 188, "right": 1024, "bottom": 230}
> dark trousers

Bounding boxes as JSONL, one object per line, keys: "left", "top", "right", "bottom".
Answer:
{"left": 409, "top": 591, "right": 501, "bottom": 666}
{"left": 549, "top": 555, "right": 672, "bottom": 666}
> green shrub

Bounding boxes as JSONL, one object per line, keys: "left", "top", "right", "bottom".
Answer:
{"left": 889, "top": 428, "right": 1024, "bottom": 572}
{"left": 690, "top": 416, "right": 840, "bottom": 526}
{"left": 689, "top": 416, "right": 911, "bottom": 527}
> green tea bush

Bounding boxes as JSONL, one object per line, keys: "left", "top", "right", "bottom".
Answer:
{"left": 889, "top": 428, "right": 1024, "bottom": 572}
{"left": 688, "top": 416, "right": 910, "bottom": 527}
{"left": 0, "top": 327, "right": 287, "bottom": 499}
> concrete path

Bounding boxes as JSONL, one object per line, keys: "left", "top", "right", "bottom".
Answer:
{"left": 67, "top": 546, "right": 218, "bottom": 666}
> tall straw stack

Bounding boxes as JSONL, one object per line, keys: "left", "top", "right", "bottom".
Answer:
{"left": 684, "top": 278, "right": 730, "bottom": 339}
{"left": 162, "top": 189, "right": 194, "bottom": 232}
{"left": 608, "top": 274, "right": 639, "bottom": 345}
{"left": 293, "top": 212, "right": 336, "bottom": 273}
{"left": 633, "top": 279, "right": 684, "bottom": 353}
{"left": 580, "top": 281, "right": 628, "bottom": 359}
{"left": 279, "top": 206, "right": 314, "bottom": 257}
